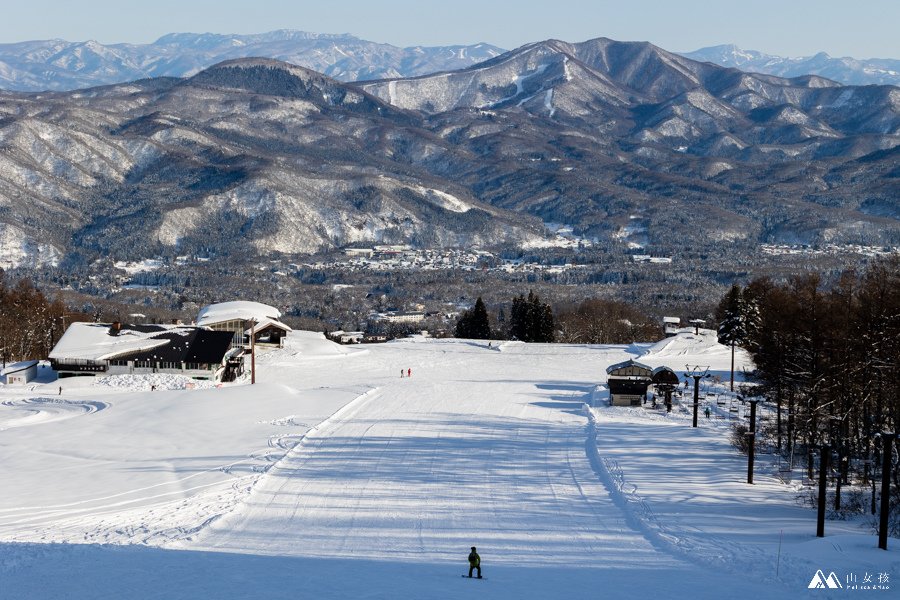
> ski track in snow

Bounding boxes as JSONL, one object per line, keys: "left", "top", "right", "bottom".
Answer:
{"left": 0, "top": 397, "right": 108, "bottom": 431}
{"left": 586, "top": 401, "right": 879, "bottom": 589}
{"left": 190, "top": 344, "right": 684, "bottom": 569}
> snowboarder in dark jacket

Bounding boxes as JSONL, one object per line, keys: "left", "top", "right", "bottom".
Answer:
{"left": 468, "top": 546, "right": 482, "bottom": 578}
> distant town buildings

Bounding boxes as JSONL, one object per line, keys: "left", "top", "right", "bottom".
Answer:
{"left": 371, "top": 311, "right": 426, "bottom": 325}
{"left": 663, "top": 316, "right": 681, "bottom": 337}
{"left": 328, "top": 331, "right": 365, "bottom": 344}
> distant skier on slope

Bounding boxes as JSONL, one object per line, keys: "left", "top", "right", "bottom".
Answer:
{"left": 467, "top": 546, "right": 482, "bottom": 578}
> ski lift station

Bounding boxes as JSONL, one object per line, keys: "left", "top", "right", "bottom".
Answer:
{"left": 606, "top": 360, "right": 681, "bottom": 407}
{"left": 606, "top": 359, "right": 654, "bottom": 406}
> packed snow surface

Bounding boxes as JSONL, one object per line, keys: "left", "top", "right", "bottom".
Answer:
{"left": 0, "top": 330, "right": 896, "bottom": 599}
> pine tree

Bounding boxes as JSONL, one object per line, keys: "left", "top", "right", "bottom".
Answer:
{"left": 538, "top": 300, "right": 556, "bottom": 343}
{"left": 509, "top": 294, "right": 527, "bottom": 341}
{"left": 454, "top": 297, "right": 491, "bottom": 340}
{"left": 470, "top": 297, "right": 491, "bottom": 339}
{"left": 717, "top": 284, "right": 749, "bottom": 391}
{"left": 717, "top": 285, "right": 747, "bottom": 345}
{"left": 509, "top": 291, "right": 555, "bottom": 343}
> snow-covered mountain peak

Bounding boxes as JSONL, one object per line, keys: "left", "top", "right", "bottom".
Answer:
{"left": 186, "top": 58, "right": 349, "bottom": 100}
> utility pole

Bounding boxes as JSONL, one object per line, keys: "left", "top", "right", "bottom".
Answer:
{"left": 685, "top": 365, "right": 709, "bottom": 428}
{"left": 730, "top": 340, "right": 735, "bottom": 391}
{"left": 747, "top": 399, "right": 758, "bottom": 484}
{"left": 249, "top": 318, "right": 256, "bottom": 385}
{"left": 878, "top": 433, "right": 896, "bottom": 550}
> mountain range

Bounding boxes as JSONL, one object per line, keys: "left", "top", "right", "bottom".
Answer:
{"left": 0, "top": 31, "right": 503, "bottom": 92}
{"left": 0, "top": 30, "right": 897, "bottom": 94}
{"left": 0, "top": 37, "right": 896, "bottom": 270}
{"left": 682, "top": 45, "right": 900, "bottom": 87}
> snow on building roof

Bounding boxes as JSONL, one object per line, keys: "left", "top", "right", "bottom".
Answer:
{"left": 246, "top": 317, "right": 292, "bottom": 335}
{"left": 49, "top": 323, "right": 236, "bottom": 364}
{"left": 605, "top": 359, "right": 653, "bottom": 376}
{"left": 196, "top": 301, "right": 290, "bottom": 331}
{"left": 663, "top": 317, "right": 681, "bottom": 324}
{"left": 1, "top": 360, "right": 39, "bottom": 376}
{"left": 49, "top": 323, "right": 175, "bottom": 361}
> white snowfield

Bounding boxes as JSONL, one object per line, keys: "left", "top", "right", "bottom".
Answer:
{"left": 0, "top": 330, "right": 896, "bottom": 599}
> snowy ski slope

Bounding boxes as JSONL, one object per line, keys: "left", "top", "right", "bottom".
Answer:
{"left": 0, "top": 330, "right": 896, "bottom": 599}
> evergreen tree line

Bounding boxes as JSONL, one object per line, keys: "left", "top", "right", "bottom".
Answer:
{"left": 717, "top": 257, "right": 900, "bottom": 521}
{"left": 455, "top": 292, "right": 661, "bottom": 344}
{"left": 510, "top": 291, "right": 555, "bottom": 343}
{"left": 455, "top": 291, "right": 556, "bottom": 343}
{"left": 0, "top": 276, "right": 68, "bottom": 364}
{"left": 454, "top": 297, "right": 493, "bottom": 340}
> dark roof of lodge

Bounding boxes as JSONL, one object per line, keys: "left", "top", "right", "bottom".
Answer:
{"left": 651, "top": 366, "right": 680, "bottom": 385}
{"left": 113, "top": 328, "right": 235, "bottom": 364}
{"left": 124, "top": 324, "right": 172, "bottom": 334}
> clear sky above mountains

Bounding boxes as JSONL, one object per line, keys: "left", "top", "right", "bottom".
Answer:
{"left": 3, "top": 0, "right": 898, "bottom": 59}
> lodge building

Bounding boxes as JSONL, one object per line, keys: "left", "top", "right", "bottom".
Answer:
{"left": 49, "top": 322, "right": 240, "bottom": 381}
{"left": 48, "top": 301, "right": 291, "bottom": 383}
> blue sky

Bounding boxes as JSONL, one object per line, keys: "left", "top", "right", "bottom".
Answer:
{"left": 3, "top": 0, "right": 898, "bottom": 59}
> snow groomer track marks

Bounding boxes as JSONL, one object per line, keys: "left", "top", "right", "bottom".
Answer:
{"left": 0, "top": 398, "right": 110, "bottom": 430}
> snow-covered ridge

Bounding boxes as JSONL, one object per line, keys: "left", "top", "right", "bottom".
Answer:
{"left": 0, "top": 36, "right": 897, "bottom": 262}
{"left": 682, "top": 44, "right": 900, "bottom": 87}
{"left": 414, "top": 185, "right": 471, "bottom": 213}
{"left": 0, "top": 223, "right": 61, "bottom": 268}
{"left": 0, "top": 30, "right": 507, "bottom": 92}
